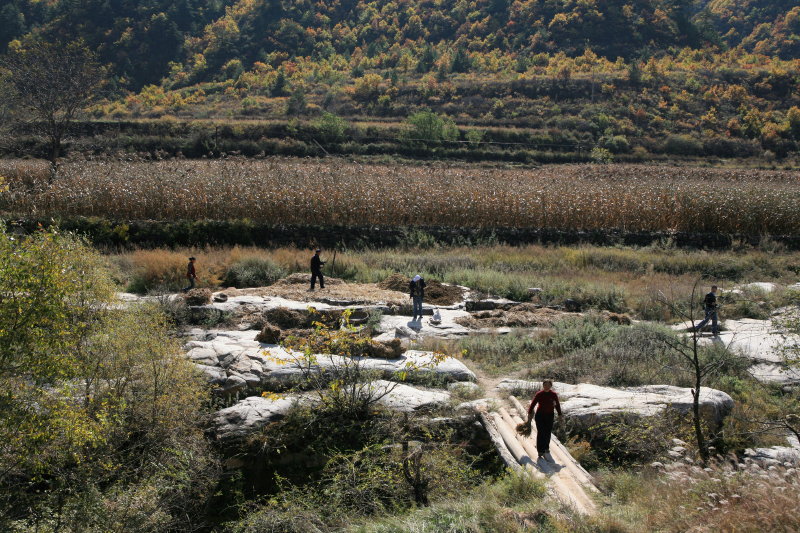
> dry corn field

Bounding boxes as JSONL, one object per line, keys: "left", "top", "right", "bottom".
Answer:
{"left": 1, "top": 158, "right": 799, "bottom": 234}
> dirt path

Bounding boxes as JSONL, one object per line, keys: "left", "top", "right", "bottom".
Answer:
{"left": 472, "top": 359, "right": 561, "bottom": 400}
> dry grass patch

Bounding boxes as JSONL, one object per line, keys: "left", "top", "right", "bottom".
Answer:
{"left": 626, "top": 462, "right": 800, "bottom": 532}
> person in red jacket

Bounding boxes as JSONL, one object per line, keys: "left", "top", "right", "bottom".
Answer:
{"left": 526, "top": 379, "right": 562, "bottom": 459}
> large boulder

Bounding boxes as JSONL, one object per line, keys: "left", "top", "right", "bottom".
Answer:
{"left": 497, "top": 380, "right": 734, "bottom": 427}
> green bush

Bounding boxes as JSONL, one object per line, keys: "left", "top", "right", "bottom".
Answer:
{"left": 313, "top": 111, "right": 349, "bottom": 142}
{"left": 404, "top": 110, "right": 459, "bottom": 143}
{"left": 457, "top": 331, "right": 550, "bottom": 375}
{"left": 663, "top": 134, "right": 703, "bottom": 156}
{"left": 539, "top": 322, "right": 750, "bottom": 387}
{"left": 229, "top": 406, "right": 486, "bottom": 532}
{"left": 223, "top": 256, "right": 285, "bottom": 288}
{"left": 548, "top": 314, "right": 619, "bottom": 356}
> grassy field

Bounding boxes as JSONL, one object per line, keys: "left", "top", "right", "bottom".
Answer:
{"left": 108, "top": 243, "right": 800, "bottom": 320}
{"left": 2, "top": 158, "right": 800, "bottom": 235}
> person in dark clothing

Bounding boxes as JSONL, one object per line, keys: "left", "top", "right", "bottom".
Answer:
{"left": 310, "top": 249, "right": 325, "bottom": 290}
{"left": 409, "top": 275, "right": 425, "bottom": 321}
{"left": 182, "top": 257, "right": 197, "bottom": 292}
{"left": 693, "top": 285, "right": 719, "bottom": 336}
{"left": 526, "top": 379, "right": 562, "bottom": 459}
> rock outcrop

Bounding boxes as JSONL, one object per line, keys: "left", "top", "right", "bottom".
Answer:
{"left": 213, "top": 394, "right": 303, "bottom": 440}
{"left": 212, "top": 380, "right": 452, "bottom": 440}
{"left": 497, "top": 380, "right": 734, "bottom": 426}
{"left": 373, "top": 380, "right": 451, "bottom": 412}
{"left": 184, "top": 330, "right": 476, "bottom": 394}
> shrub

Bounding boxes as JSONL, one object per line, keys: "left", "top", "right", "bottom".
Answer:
{"left": 590, "top": 146, "right": 613, "bottom": 163}
{"left": 455, "top": 331, "right": 551, "bottom": 375}
{"left": 223, "top": 256, "right": 285, "bottom": 288}
{"left": 404, "top": 110, "right": 459, "bottom": 142}
{"left": 548, "top": 314, "right": 619, "bottom": 356}
{"left": 601, "top": 135, "right": 631, "bottom": 154}
{"left": 663, "top": 134, "right": 703, "bottom": 156}
{"left": 0, "top": 225, "right": 217, "bottom": 531}
{"left": 578, "top": 411, "right": 692, "bottom": 466}
{"left": 313, "top": 111, "right": 349, "bottom": 142}
{"left": 125, "top": 249, "right": 188, "bottom": 293}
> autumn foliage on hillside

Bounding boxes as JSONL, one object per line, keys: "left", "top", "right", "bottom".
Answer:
{"left": 1, "top": 0, "right": 799, "bottom": 160}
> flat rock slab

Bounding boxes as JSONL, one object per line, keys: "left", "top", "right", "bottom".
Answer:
{"left": 748, "top": 363, "right": 800, "bottom": 388}
{"left": 744, "top": 445, "right": 800, "bottom": 466}
{"left": 497, "top": 380, "right": 734, "bottom": 426}
{"left": 184, "top": 330, "right": 475, "bottom": 393}
{"left": 674, "top": 309, "right": 800, "bottom": 387}
{"left": 375, "top": 309, "right": 473, "bottom": 341}
{"left": 213, "top": 380, "right": 452, "bottom": 439}
{"left": 714, "top": 318, "right": 796, "bottom": 365}
{"left": 213, "top": 394, "right": 304, "bottom": 441}
{"left": 373, "top": 380, "right": 451, "bottom": 412}
{"left": 729, "top": 282, "right": 778, "bottom": 294}
{"left": 209, "top": 294, "right": 339, "bottom": 313}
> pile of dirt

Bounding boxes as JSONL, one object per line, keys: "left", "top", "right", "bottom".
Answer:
{"left": 425, "top": 280, "right": 465, "bottom": 306}
{"left": 364, "top": 338, "right": 404, "bottom": 359}
{"left": 267, "top": 324, "right": 404, "bottom": 358}
{"left": 255, "top": 323, "right": 281, "bottom": 344}
{"left": 600, "top": 311, "right": 632, "bottom": 325}
{"left": 184, "top": 288, "right": 212, "bottom": 306}
{"left": 378, "top": 274, "right": 464, "bottom": 306}
{"left": 262, "top": 307, "right": 343, "bottom": 329}
{"left": 455, "top": 305, "right": 566, "bottom": 328}
{"left": 378, "top": 273, "right": 409, "bottom": 292}
{"left": 457, "top": 305, "right": 634, "bottom": 329}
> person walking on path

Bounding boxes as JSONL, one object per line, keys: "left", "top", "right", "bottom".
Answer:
{"left": 182, "top": 256, "right": 197, "bottom": 292}
{"left": 526, "top": 379, "right": 562, "bottom": 460}
{"left": 310, "top": 249, "right": 326, "bottom": 290}
{"left": 409, "top": 275, "right": 426, "bottom": 321}
{"left": 693, "top": 285, "right": 720, "bottom": 336}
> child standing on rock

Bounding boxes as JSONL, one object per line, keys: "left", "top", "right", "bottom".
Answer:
{"left": 525, "top": 379, "right": 562, "bottom": 460}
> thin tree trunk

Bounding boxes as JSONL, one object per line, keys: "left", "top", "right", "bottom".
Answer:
{"left": 693, "top": 351, "right": 708, "bottom": 465}
{"left": 49, "top": 134, "right": 60, "bottom": 183}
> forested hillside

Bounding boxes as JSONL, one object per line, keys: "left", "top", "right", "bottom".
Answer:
{"left": 1, "top": 0, "right": 799, "bottom": 162}
{"left": 2, "top": 0, "right": 797, "bottom": 88}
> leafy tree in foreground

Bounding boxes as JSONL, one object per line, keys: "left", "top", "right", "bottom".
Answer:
{"left": 0, "top": 226, "right": 216, "bottom": 532}
{"left": 2, "top": 40, "right": 104, "bottom": 178}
